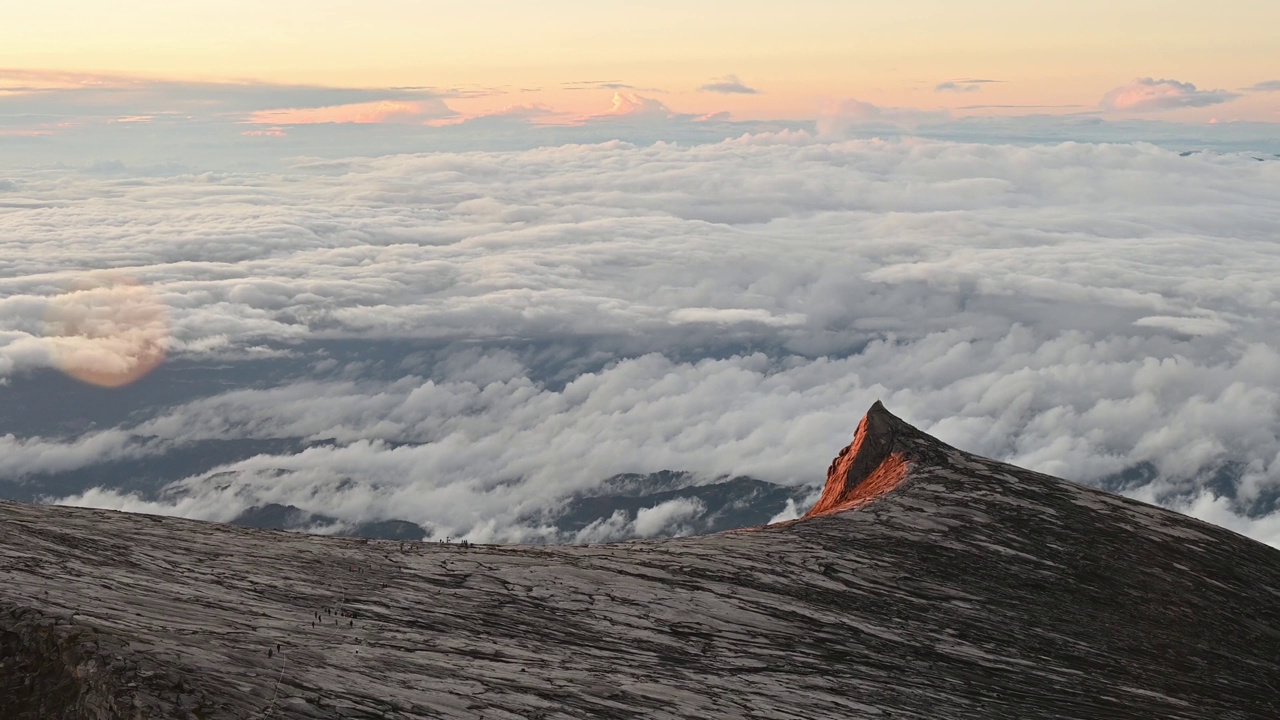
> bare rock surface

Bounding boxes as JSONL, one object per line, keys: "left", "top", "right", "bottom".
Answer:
{"left": 3, "top": 402, "right": 1280, "bottom": 719}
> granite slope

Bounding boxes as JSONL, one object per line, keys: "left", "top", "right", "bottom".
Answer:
{"left": 3, "top": 402, "right": 1280, "bottom": 719}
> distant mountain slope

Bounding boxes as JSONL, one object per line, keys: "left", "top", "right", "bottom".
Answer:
{"left": 3, "top": 403, "right": 1279, "bottom": 719}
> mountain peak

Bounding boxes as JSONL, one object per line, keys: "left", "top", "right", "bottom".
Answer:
{"left": 806, "top": 401, "right": 916, "bottom": 518}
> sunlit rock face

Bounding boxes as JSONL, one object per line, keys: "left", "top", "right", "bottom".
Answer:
{"left": 805, "top": 401, "right": 910, "bottom": 517}
{"left": 3, "top": 404, "right": 1279, "bottom": 719}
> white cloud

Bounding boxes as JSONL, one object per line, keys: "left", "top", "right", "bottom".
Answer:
{"left": 0, "top": 430, "right": 162, "bottom": 478}
{"left": 2, "top": 136, "right": 1279, "bottom": 545}
{"left": 1132, "top": 315, "right": 1233, "bottom": 337}
{"left": 768, "top": 497, "right": 811, "bottom": 524}
{"left": 668, "top": 308, "right": 805, "bottom": 327}
{"left": 1126, "top": 487, "right": 1280, "bottom": 548}
{"left": 572, "top": 498, "right": 708, "bottom": 543}
{"left": 634, "top": 497, "right": 706, "bottom": 537}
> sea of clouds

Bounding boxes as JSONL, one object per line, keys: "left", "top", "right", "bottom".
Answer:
{"left": 2, "top": 134, "right": 1279, "bottom": 545}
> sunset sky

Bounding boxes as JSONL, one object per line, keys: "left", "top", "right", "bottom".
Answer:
{"left": 3, "top": 0, "right": 1278, "bottom": 131}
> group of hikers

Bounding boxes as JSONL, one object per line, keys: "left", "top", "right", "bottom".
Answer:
{"left": 392, "top": 537, "right": 473, "bottom": 552}
{"left": 309, "top": 605, "right": 357, "bottom": 629}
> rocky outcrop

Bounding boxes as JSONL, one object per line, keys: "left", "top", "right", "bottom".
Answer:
{"left": 807, "top": 400, "right": 911, "bottom": 517}
{"left": 3, "top": 403, "right": 1280, "bottom": 719}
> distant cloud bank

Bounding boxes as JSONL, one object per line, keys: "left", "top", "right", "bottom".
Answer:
{"left": 1, "top": 67, "right": 1277, "bottom": 172}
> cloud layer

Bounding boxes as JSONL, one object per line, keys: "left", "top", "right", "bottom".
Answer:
{"left": 2, "top": 136, "right": 1280, "bottom": 546}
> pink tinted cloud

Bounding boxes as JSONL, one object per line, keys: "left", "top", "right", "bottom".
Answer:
{"left": 241, "top": 127, "right": 287, "bottom": 137}
{"left": 1100, "top": 78, "right": 1240, "bottom": 112}
{"left": 604, "top": 93, "right": 672, "bottom": 117}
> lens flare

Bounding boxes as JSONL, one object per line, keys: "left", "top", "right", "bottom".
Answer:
{"left": 44, "top": 275, "right": 169, "bottom": 388}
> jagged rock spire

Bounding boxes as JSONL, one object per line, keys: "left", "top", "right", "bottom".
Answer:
{"left": 805, "top": 401, "right": 912, "bottom": 517}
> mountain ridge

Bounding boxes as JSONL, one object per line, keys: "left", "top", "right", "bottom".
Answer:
{"left": 3, "top": 403, "right": 1280, "bottom": 719}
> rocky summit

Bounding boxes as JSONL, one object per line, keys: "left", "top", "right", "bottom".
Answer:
{"left": 3, "top": 403, "right": 1279, "bottom": 719}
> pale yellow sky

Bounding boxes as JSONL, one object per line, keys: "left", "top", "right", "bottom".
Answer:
{"left": 3, "top": 0, "right": 1278, "bottom": 120}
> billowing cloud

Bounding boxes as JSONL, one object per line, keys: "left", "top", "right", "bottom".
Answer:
{"left": 575, "top": 498, "right": 707, "bottom": 543}
{"left": 2, "top": 136, "right": 1279, "bottom": 547}
{"left": 1246, "top": 80, "right": 1280, "bottom": 93}
{"left": 698, "top": 76, "right": 760, "bottom": 95}
{"left": 0, "top": 430, "right": 163, "bottom": 478}
{"left": 1100, "top": 78, "right": 1241, "bottom": 112}
{"left": 602, "top": 92, "right": 672, "bottom": 117}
